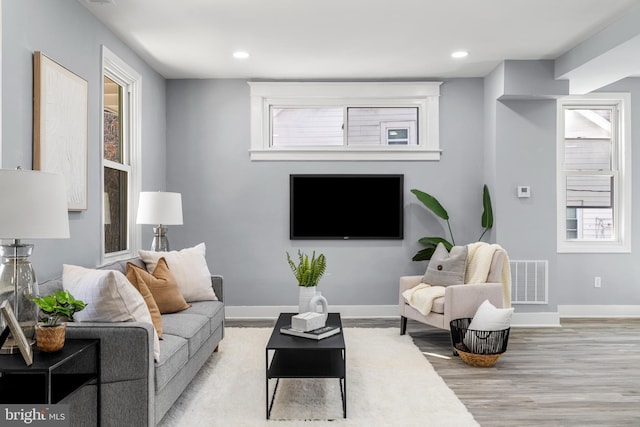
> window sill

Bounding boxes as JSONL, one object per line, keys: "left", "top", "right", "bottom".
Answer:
{"left": 557, "top": 241, "right": 631, "bottom": 253}
{"left": 249, "top": 148, "right": 442, "bottom": 161}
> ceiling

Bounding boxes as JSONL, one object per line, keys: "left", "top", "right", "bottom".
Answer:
{"left": 80, "top": 0, "right": 640, "bottom": 80}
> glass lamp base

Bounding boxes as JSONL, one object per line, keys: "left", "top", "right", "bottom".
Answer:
{"left": 151, "top": 225, "right": 170, "bottom": 252}
{"left": 0, "top": 242, "right": 39, "bottom": 354}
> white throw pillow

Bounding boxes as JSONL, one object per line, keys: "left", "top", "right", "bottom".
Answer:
{"left": 62, "top": 264, "right": 160, "bottom": 361}
{"left": 139, "top": 243, "right": 217, "bottom": 302}
{"left": 468, "top": 299, "right": 514, "bottom": 331}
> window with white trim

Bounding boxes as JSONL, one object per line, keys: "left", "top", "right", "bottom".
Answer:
{"left": 102, "top": 47, "right": 142, "bottom": 261}
{"left": 557, "top": 94, "right": 631, "bottom": 253}
{"left": 249, "top": 82, "right": 441, "bottom": 161}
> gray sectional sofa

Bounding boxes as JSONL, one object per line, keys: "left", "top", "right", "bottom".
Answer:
{"left": 39, "top": 257, "right": 225, "bottom": 427}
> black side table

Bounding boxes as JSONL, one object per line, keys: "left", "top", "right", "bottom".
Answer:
{"left": 0, "top": 339, "right": 100, "bottom": 426}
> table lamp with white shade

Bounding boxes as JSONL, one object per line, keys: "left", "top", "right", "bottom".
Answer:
{"left": 136, "top": 191, "right": 183, "bottom": 252}
{"left": 0, "top": 168, "right": 70, "bottom": 354}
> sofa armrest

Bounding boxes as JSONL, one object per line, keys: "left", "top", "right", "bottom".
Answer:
{"left": 65, "top": 321, "right": 154, "bottom": 427}
{"left": 211, "top": 275, "right": 224, "bottom": 302}
{"left": 443, "top": 282, "right": 504, "bottom": 326}
{"left": 399, "top": 275, "right": 423, "bottom": 304}
{"left": 66, "top": 322, "right": 154, "bottom": 383}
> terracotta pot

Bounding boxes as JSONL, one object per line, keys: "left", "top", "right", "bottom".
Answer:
{"left": 35, "top": 323, "right": 66, "bottom": 352}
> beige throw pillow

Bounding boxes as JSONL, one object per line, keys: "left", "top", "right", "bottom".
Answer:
{"left": 126, "top": 258, "right": 191, "bottom": 314}
{"left": 62, "top": 264, "right": 161, "bottom": 361}
{"left": 139, "top": 243, "right": 217, "bottom": 302}
{"left": 125, "top": 265, "right": 164, "bottom": 338}
{"left": 422, "top": 243, "right": 468, "bottom": 286}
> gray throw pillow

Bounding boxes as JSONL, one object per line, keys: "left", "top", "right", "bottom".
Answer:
{"left": 422, "top": 243, "right": 468, "bottom": 286}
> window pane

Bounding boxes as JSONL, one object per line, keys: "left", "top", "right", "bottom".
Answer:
{"left": 566, "top": 175, "right": 612, "bottom": 208}
{"left": 387, "top": 128, "right": 409, "bottom": 145}
{"left": 104, "top": 76, "right": 123, "bottom": 163}
{"left": 564, "top": 139, "right": 611, "bottom": 171}
{"left": 104, "top": 167, "right": 128, "bottom": 253}
{"left": 347, "top": 107, "right": 417, "bottom": 145}
{"left": 271, "top": 107, "right": 343, "bottom": 146}
{"left": 566, "top": 207, "right": 613, "bottom": 240}
{"left": 564, "top": 109, "right": 611, "bottom": 139}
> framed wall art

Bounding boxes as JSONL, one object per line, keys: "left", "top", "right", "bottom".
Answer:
{"left": 33, "top": 51, "right": 88, "bottom": 211}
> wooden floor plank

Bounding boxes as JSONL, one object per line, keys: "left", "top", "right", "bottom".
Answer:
{"left": 226, "top": 317, "right": 640, "bottom": 426}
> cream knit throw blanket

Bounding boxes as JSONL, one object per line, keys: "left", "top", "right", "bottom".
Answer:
{"left": 402, "top": 283, "right": 446, "bottom": 315}
{"left": 403, "top": 242, "right": 513, "bottom": 315}
{"left": 465, "top": 242, "right": 512, "bottom": 308}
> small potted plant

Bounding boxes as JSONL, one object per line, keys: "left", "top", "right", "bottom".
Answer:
{"left": 32, "top": 290, "right": 86, "bottom": 352}
{"left": 286, "top": 250, "right": 327, "bottom": 313}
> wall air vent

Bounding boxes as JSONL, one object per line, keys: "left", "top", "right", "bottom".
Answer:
{"left": 510, "top": 260, "right": 548, "bottom": 304}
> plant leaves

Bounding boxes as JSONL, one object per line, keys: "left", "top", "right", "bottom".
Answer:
{"left": 481, "top": 184, "right": 493, "bottom": 229}
{"left": 412, "top": 247, "right": 436, "bottom": 261}
{"left": 417, "top": 237, "right": 453, "bottom": 251}
{"left": 32, "top": 290, "right": 86, "bottom": 325}
{"left": 286, "top": 250, "right": 326, "bottom": 287}
{"left": 410, "top": 189, "right": 449, "bottom": 220}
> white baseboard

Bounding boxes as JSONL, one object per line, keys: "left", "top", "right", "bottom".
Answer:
{"left": 225, "top": 305, "right": 639, "bottom": 325}
{"left": 511, "top": 311, "right": 560, "bottom": 327}
{"left": 225, "top": 305, "right": 399, "bottom": 320}
{"left": 558, "top": 305, "right": 640, "bottom": 318}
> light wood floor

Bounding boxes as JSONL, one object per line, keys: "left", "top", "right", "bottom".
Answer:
{"left": 226, "top": 317, "right": 640, "bottom": 427}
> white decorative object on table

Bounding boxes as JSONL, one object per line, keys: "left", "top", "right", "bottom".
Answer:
{"left": 291, "top": 312, "right": 326, "bottom": 332}
{"left": 308, "top": 293, "right": 328, "bottom": 321}
{"left": 298, "top": 286, "right": 318, "bottom": 314}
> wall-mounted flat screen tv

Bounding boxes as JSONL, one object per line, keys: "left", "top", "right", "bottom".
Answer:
{"left": 290, "top": 174, "right": 404, "bottom": 240}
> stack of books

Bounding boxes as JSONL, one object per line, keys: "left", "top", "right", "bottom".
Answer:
{"left": 280, "top": 324, "right": 341, "bottom": 340}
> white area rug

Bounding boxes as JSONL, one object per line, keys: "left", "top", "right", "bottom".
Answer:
{"left": 158, "top": 327, "right": 479, "bottom": 426}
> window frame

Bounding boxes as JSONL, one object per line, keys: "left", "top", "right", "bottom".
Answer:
{"left": 556, "top": 93, "right": 631, "bottom": 253}
{"left": 101, "top": 46, "right": 142, "bottom": 263}
{"left": 249, "top": 82, "right": 441, "bottom": 161}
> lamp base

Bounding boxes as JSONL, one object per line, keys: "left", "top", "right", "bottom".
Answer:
{"left": 150, "top": 225, "right": 170, "bottom": 252}
{"left": 0, "top": 241, "right": 39, "bottom": 354}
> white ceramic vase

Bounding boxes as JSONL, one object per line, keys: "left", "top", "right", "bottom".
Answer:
{"left": 298, "top": 286, "right": 320, "bottom": 314}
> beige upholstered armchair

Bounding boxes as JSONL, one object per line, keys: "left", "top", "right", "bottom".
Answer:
{"left": 400, "top": 246, "right": 508, "bottom": 334}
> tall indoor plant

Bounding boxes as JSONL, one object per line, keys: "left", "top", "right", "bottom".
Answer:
{"left": 411, "top": 184, "right": 493, "bottom": 261}
{"left": 286, "top": 250, "right": 327, "bottom": 313}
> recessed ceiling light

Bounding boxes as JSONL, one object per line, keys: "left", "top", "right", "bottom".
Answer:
{"left": 451, "top": 51, "right": 469, "bottom": 59}
{"left": 233, "top": 51, "right": 250, "bottom": 59}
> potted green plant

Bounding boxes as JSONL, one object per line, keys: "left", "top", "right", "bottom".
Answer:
{"left": 286, "top": 250, "right": 327, "bottom": 313}
{"left": 411, "top": 184, "right": 493, "bottom": 261}
{"left": 32, "top": 290, "right": 86, "bottom": 352}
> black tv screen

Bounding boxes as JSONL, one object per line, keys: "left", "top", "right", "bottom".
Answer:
{"left": 290, "top": 174, "right": 404, "bottom": 240}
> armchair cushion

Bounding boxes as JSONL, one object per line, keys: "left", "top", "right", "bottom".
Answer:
{"left": 422, "top": 243, "right": 468, "bottom": 286}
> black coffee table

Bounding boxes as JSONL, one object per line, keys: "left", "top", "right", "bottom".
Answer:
{"left": 265, "top": 312, "right": 346, "bottom": 419}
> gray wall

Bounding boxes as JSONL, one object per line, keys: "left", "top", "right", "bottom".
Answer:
{"left": 4, "top": 1, "right": 640, "bottom": 311}
{"left": 485, "top": 63, "right": 640, "bottom": 311}
{"left": 2, "top": 0, "right": 167, "bottom": 280}
{"left": 166, "top": 78, "right": 486, "bottom": 306}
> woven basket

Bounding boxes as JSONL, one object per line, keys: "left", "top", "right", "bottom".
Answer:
{"left": 456, "top": 349, "right": 502, "bottom": 367}
{"left": 36, "top": 323, "right": 66, "bottom": 352}
{"left": 449, "top": 318, "right": 510, "bottom": 367}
